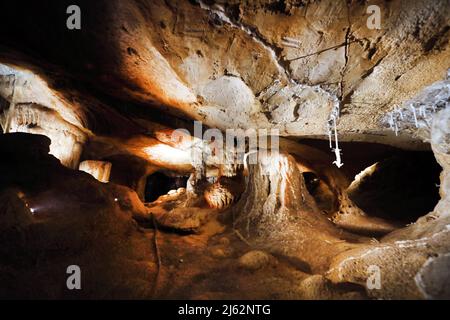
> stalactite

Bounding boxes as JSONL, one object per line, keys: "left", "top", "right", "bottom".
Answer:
{"left": 332, "top": 114, "right": 343, "bottom": 167}
{"left": 327, "top": 101, "right": 343, "bottom": 168}
{"left": 327, "top": 122, "right": 333, "bottom": 149}
{"left": 396, "top": 107, "right": 404, "bottom": 120}
{"left": 385, "top": 74, "right": 449, "bottom": 135}
{"left": 388, "top": 111, "right": 395, "bottom": 131}
{"left": 4, "top": 74, "right": 16, "bottom": 133}
{"left": 411, "top": 105, "right": 419, "bottom": 128}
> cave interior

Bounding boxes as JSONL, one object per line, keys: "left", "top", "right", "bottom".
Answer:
{"left": 0, "top": 0, "right": 450, "bottom": 300}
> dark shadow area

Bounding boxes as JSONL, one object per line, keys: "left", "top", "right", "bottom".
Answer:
{"left": 298, "top": 138, "right": 427, "bottom": 181}
{"left": 348, "top": 152, "right": 441, "bottom": 223}
{"left": 298, "top": 138, "right": 441, "bottom": 223}
{"left": 302, "top": 171, "right": 335, "bottom": 213}
{"left": 303, "top": 172, "right": 320, "bottom": 194}
{"left": 144, "top": 172, "right": 188, "bottom": 203}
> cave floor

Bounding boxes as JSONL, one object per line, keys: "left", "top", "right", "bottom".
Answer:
{"left": 141, "top": 216, "right": 367, "bottom": 300}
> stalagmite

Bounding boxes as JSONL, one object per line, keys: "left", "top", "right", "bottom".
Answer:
{"left": 231, "top": 151, "right": 355, "bottom": 271}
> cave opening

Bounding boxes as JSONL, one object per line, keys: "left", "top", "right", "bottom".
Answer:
{"left": 144, "top": 171, "right": 189, "bottom": 203}
{"left": 347, "top": 151, "right": 441, "bottom": 224}
{"left": 298, "top": 139, "right": 442, "bottom": 225}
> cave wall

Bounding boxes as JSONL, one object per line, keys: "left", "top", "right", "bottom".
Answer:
{"left": 327, "top": 83, "right": 450, "bottom": 299}
{"left": 0, "top": 0, "right": 448, "bottom": 149}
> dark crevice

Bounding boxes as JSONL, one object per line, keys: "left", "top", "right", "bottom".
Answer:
{"left": 423, "top": 25, "right": 450, "bottom": 52}
{"left": 298, "top": 138, "right": 441, "bottom": 224}
{"left": 144, "top": 172, "right": 188, "bottom": 203}
{"left": 302, "top": 171, "right": 335, "bottom": 213}
{"left": 348, "top": 152, "right": 441, "bottom": 223}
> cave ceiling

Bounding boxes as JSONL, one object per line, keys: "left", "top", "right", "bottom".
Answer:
{"left": 0, "top": 0, "right": 448, "bottom": 155}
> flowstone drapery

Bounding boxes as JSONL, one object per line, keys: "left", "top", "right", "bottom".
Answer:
{"left": 231, "top": 151, "right": 357, "bottom": 272}
{"left": 233, "top": 152, "right": 318, "bottom": 238}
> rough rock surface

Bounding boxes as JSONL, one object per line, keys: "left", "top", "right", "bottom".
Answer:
{"left": 0, "top": 0, "right": 449, "bottom": 300}
{"left": 326, "top": 96, "right": 450, "bottom": 299}
{"left": 238, "top": 250, "right": 275, "bottom": 271}
{"left": 0, "top": 134, "right": 156, "bottom": 299}
{"left": 0, "top": 0, "right": 449, "bottom": 150}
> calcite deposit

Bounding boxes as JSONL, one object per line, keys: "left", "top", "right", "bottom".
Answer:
{"left": 0, "top": 0, "right": 449, "bottom": 299}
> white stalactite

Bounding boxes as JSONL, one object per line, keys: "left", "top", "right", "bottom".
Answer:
{"left": 327, "top": 101, "right": 343, "bottom": 168}
{"left": 327, "top": 125, "right": 333, "bottom": 149}
{"left": 388, "top": 112, "right": 394, "bottom": 130}
{"left": 411, "top": 105, "right": 419, "bottom": 128}
{"left": 395, "top": 107, "right": 404, "bottom": 120}
{"left": 385, "top": 70, "right": 449, "bottom": 141}
{"left": 420, "top": 105, "right": 426, "bottom": 118}
{"left": 4, "top": 74, "right": 16, "bottom": 134}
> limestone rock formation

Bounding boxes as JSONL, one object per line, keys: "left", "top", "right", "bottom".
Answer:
{"left": 0, "top": 0, "right": 449, "bottom": 300}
